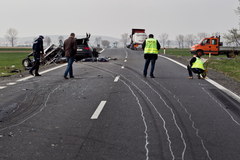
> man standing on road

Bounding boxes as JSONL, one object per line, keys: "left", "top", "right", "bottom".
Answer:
{"left": 142, "top": 34, "right": 161, "bottom": 78}
{"left": 187, "top": 52, "right": 206, "bottom": 79}
{"left": 29, "top": 35, "right": 44, "bottom": 76}
{"left": 63, "top": 33, "right": 77, "bottom": 79}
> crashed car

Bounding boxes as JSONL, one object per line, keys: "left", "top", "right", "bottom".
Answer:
{"left": 22, "top": 44, "right": 65, "bottom": 70}
{"left": 75, "top": 33, "right": 93, "bottom": 61}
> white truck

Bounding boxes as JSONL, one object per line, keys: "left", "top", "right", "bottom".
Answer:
{"left": 129, "top": 29, "right": 147, "bottom": 50}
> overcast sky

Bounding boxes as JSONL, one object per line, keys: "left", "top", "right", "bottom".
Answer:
{"left": 0, "top": 0, "right": 239, "bottom": 40}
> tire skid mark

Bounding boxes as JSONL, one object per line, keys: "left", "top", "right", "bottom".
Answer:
{"left": 153, "top": 79, "right": 213, "bottom": 160}
{"left": 86, "top": 64, "right": 150, "bottom": 160}
{"left": 120, "top": 74, "right": 175, "bottom": 160}
{"left": 4, "top": 92, "right": 29, "bottom": 119}
{"left": 107, "top": 50, "right": 212, "bottom": 160}
{"left": 86, "top": 62, "right": 177, "bottom": 159}
{"left": 120, "top": 79, "right": 150, "bottom": 160}
{"left": 0, "top": 85, "right": 60, "bottom": 132}
{"left": 202, "top": 87, "right": 240, "bottom": 126}
{"left": 142, "top": 79, "right": 187, "bottom": 160}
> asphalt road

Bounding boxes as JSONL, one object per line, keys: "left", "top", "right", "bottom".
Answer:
{"left": 0, "top": 48, "right": 240, "bottom": 160}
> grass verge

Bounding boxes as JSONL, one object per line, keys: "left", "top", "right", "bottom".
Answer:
{"left": 207, "top": 57, "right": 240, "bottom": 82}
{"left": 0, "top": 48, "right": 31, "bottom": 77}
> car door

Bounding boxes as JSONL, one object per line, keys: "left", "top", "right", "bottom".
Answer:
{"left": 201, "top": 38, "right": 211, "bottom": 54}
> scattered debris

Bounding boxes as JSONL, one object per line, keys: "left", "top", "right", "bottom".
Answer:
{"left": 8, "top": 132, "right": 13, "bottom": 137}
{"left": 10, "top": 69, "right": 21, "bottom": 73}
{"left": 81, "top": 57, "right": 117, "bottom": 62}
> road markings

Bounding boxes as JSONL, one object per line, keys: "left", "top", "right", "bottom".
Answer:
{"left": 91, "top": 101, "right": 107, "bottom": 119}
{"left": 0, "top": 86, "right": 7, "bottom": 89}
{"left": 121, "top": 66, "right": 125, "bottom": 69}
{"left": 125, "top": 50, "right": 128, "bottom": 59}
{"left": 7, "top": 82, "right": 16, "bottom": 85}
{"left": 17, "top": 63, "right": 67, "bottom": 82}
{"left": 114, "top": 76, "right": 120, "bottom": 82}
{"left": 124, "top": 59, "right": 127, "bottom": 62}
{"left": 159, "top": 55, "right": 240, "bottom": 103}
{"left": 99, "top": 49, "right": 105, "bottom": 53}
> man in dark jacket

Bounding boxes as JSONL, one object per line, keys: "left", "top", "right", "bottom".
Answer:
{"left": 142, "top": 34, "right": 161, "bottom": 78}
{"left": 29, "top": 35, "right": 44, "bottom": 76}
{"left": 63, "top": 33, "right": 77, "bottom": 79}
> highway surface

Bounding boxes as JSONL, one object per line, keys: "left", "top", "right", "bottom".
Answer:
{"left": 0, "top": 48, "right": 240, "bottom": 160}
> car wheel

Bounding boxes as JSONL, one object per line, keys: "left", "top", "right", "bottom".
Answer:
{"left": 22, "top": 58, "right": 32, "bottom": 70}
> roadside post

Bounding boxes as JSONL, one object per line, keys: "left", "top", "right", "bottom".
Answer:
{"left": 164, "top": 48, "right": 166, "bottom": 54}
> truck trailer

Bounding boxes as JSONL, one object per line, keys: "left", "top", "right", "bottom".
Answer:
{"left": 128, "top": 29, "right": 147, "bottom": 50}
{"left": 191, "top": 36, "right": 240, "bottom": 57}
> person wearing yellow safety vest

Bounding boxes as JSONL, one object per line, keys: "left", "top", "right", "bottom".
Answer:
{"left": 142, "top": 34, "right": 161, "bottom": 78}
{"left": 187, "top": 52, "right": 206, "bottom": 79}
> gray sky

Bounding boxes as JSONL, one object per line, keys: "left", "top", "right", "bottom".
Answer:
{"left": 0, "top": 0, "right": 239, "bottom": 39}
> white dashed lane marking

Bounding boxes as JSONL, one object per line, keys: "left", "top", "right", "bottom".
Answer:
{"left": 7, "top": 82, "right": 16, "bottom": 85}
{"left": 114, "top": 76, "right": 120, "bottom": 82}
{"left": 91, "top": 101, "right": 107, "bottom": 120}
{"left": 0, "top": 86, "right": 7, "bottom": 89}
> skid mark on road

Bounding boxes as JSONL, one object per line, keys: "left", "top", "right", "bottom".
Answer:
{"left": 153, "top": 79, "right": 213, "bottom": 160}
{"left": 0, "top": 85, "right": 60, "bottom": 132}
{"left": 120, "top": 79, "right": 150, "bottom": 160}
{"left": 86, "top": 64, "right": 150, "bottom": 160}
{"left": 121, "top": 74, "right": 175, "bottom": 159}
{"left": 142, "top": 79, "right": 187, "bottom": 160}
{"left": 202, "top": 87, "right": 240, "bottom": 126}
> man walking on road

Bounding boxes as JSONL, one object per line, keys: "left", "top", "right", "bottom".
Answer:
{"left": 29, "top": 35, "right": 44, "bottom": 76}
{"left": 142, "top": 34, "right": 161, "bottom": 78}
{"left": 63, "top": 33, "right": 77, "bottom": 79}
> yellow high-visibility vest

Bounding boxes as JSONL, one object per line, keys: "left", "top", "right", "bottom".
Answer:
{"left": 191, "top": 57, "right": 205, "bottom": 70}
{"left": 144, "top": 38, "right": 159, "bottom": 54}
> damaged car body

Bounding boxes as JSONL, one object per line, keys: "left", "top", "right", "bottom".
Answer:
{"left": 22, "top": 34, "right": 93, "bottom": 70}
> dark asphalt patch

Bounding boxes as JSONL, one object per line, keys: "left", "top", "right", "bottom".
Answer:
{"left": 209, "top": 89, "right": 240, "bottom": 118}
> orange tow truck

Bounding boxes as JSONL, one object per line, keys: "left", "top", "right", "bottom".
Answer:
{"left": 190, "top": 36, "right": 240, "bottom": 57}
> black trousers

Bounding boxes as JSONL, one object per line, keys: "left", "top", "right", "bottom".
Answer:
{"left": 144, "top": 58, "right": 156, "bottom": 76}
{"left": 143, "top": 54, "right": 158, "bottom": 76}
{"left": 187, "top": 65, "right": 204, "bottom": 77}
{"left": 30, "top": 52, "right": 41, "bottom": 74}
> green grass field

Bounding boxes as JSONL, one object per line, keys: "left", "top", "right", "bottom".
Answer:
{"left": 0, "top": 48, "right": 31, "bottom": 76}
{"left": 159, "top": 48, "right": 191, "bottom": 56}
{"left": 208, "top": 57, "right": 240, "bottom": 82}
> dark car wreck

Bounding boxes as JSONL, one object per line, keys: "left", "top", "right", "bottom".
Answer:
{"left": 22, "top": 44, "right": 65, "bottom": 70}
{"left": 75, "top": 33, "right": 93, "bottom": 61}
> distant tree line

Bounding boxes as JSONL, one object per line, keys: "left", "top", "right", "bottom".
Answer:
{"left": 223, "top": 0, "right": 240, "bottom": 46}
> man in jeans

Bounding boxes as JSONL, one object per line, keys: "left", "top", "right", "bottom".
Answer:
{"left": 64, "top": 33, "right": 77, "bottom": 79}
{"left": 142, "top": 34, "right": 161, "bottom": 78}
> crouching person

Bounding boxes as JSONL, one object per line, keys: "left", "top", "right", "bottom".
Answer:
{"left": 187, "top": 52, "right": 206, "bottom": 79}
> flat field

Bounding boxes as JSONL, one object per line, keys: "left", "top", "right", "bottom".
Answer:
{"left": 0, "top": 47, "right": 31, "bottom": 76}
